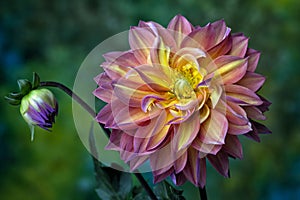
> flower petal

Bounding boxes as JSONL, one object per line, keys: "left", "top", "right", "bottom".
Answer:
{"left": 171, "top": 172, "right": 187, "bottom": 186}
{"left": 207, "top": 151, "right": 229, "bottom": 177}
{"left": 147, "top": 124, "right": 172, "bottom": 150}
{"left": 174, "top": 150, "right": 188, "bottom": 173}
{"left": 103, "top": 50, "right": 140, "bottom": 68}
{"left": 207, "top": 35, "right": 232, "bottom": 59}
{"left": 113, "top": 72, "right": 156, "bottom": 107}
{"left": 225, "top": 84, "right": 263, "bottom": 106}
{"left": 150, "top": 144, "right": 174, "bottom": 172}
{"left": 225, "top": 101, "right": 249, "bottom": 125}
{"left": 228, "top": 33, "right": 249, "bottom": 57}
{"left": 199, "top": 109, "right": 228, "bottom": 145}
{"left": 129, "top": 155, "right": 149, "bottom": 171}
{"left": 131, "top": 64, "right": 174, "bottom": 92}
{"left": 105, "top": 129, "right": 122, "bottom": 151}
{"left": 222, "top": 135, "right": 243, "bottom": 159}
{"left": 228, "top": 122, "right": 252, "bottom": 135}
{"left": 182, "top": 148, "right": 200, "bottom": 185}
{"left": 208, "top": 55, "right": 248, "bottom": 84}
{"left": 192, "top": 136, "right": 222, "bottom": 155}
{"left": 139, "top": 21, "right": 177, "bottom": 51}
{"left": 172, "top": 112, "right": 200, "bottom": 151}
{"left": 244, "top": 106, "right": 267, "bottom": 121}
{"left": 129, "top": 26, "right": 155, "bottom": 64}
{"left": 133, "top": 110, "right": 167, "bottom": 153}
{"left": 153, "top": 167, "right": 174, "bottom": 184}
{"left": 181, "top": 19, "right": 230, "bottom": 50}
{"left": 168, "top": 15, "right": 193, "bottom": 46}
{"left": 237, "top": 72, "right": 266, "bottom": 92}
{"left": 246, "top": 48, "right": 260, "bottom": 72}
{"left": 111, "top": 106, "right": 161, "bottom": 130}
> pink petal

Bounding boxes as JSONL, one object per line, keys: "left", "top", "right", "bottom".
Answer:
{"left": 244, "top": 131, "right": 260, "bottom": 142}
{"left": 174, "top": 150, "right": 188, "bottom": 173}
{"left": 199, "top": 109, "right": 228, "bottom": 145}
{"left": 131, "top": 64, "right": 174, "bottom": 92}
{"left": 150, "top": 37, "right": 170, "bottom": 67}
{"left": 208, "top": 55, "right": 248, "bottom": 84}
{"left": 228, "top": 122, "right": 252, "bottom": 135}
{"left": 244, "top": 106, "right": 267, "bottom": 121}
{"left": 182, "top": 148, "right": 200, "bottom": 185}
{"left": 237, "top": 71, "right": 266, "bottom": 92}
{"left": 146, "top": 124, "right": 172, "bottom": 150}
{"left": 93, "top": 87, "right": 112, "bottom": 103}
{"left": 171, "top": 47, "right": 206, "bottom": 70}
{"left": 229, "top": 33, "right": 249, "bottom": 57}
{"left": 153, "top": 167, "right": 174, "bottom": 184}
{"left": 129, "top": 155, "right": 149, "bottom": 171}
{"left": 96, "top": 103, "right": 113, "bottom": 124}
{"left": 111, "top": 106, "right": 161, "bottom": 130}
{"left": 103, "top": 50, "right": 140, "bottom": 68}
{"left": 113, "top": 74, "right": 156, "bottom": 107}
{"left": 207, "top": 35, "right": 232, "bottom": 59}
{"left": 257, "top": 95, "right": 272, "bottom": 113}
{"left": 172, "top": 112, "right": 200, "bottom": 151}
{"left": 246, "top": 48, "right": 260, "bottom": 72}
{"left": 150, "top": 144, "right": 174, "bottom": 172}
{"left": 225, "top": 84, "right": 263, "bottom": 106}
{"left": 129, "top": 26, "right": 155, "bottom": 64}
{"left": 105, "top": 129, "right": 122, "bottom": 151}
{"left": 199, "top": 158, "right": 207, "bottom": 188}
{"left": 222, "top": 135, "right": 243, "bottom": 159}
{"left": 171, "top": 172, "right": 187, "bottom": 186}
{"left": 139, "top": 21, "right": 177, "bottom": 51}
{"left": 120, "top": 133, "right": 135, "bottom": 162}
{"left": 225, "top": 101, "right": 249, "bottom": 125}
{"left": 167, "top": 15, "right": 194, "bottom": 46}
{"left": 141, "top": 94, "right": 166, "bottom": 113}
{"left": 133, "top": 110, "right": 167, "bottom": 153}
{"left": 207, "top": 151, "right": 229, "bottom": 177}
{"left": 252, "top": 120, "right": 272, "bottom": 134}
{"left": 192, "top": 136, "right": 222, "bottom": 155}
{"left": 211, "top": 19, "right": 231, "bottom": 42}
{"left": 199, "top": 104, "right": 210, "bottom": 123}
{"left": 181, "top": 19, "right": 230, "bottom": 50}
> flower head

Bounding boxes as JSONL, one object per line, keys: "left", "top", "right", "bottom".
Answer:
{"left": 94, "top": 15, "right": 271, "bottom": 187}
{"left": 5, "top": 73, "right": 58, "bottom": 140}
{"left": 20, "top": 88, "right": 58, "bottom": 137}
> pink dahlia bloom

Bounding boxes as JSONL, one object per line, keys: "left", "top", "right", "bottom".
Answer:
{"left": 94, "top": 15, "right": 271, "bottom": 187}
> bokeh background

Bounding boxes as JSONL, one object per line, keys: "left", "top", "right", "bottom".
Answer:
{"left": 1, "top": 0, "right": 299, "bottom": 199}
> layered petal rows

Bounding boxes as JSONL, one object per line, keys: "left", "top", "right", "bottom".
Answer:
{"left": 94, "top": 15, "right": 270, "bottom": 187}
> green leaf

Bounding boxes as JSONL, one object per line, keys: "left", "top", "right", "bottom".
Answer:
{"left": 8, "top": 92, "right": 23, "bottom": 100}
{"left": 17, "top": 79, "right": 32, "bottom": 96}
{"left": 4, "top": 95, "right": 21, "bottom": 105}
{"left": 32, "top": 72, "right": 40, "bottom": 89}
{"left": 89, "top": 122, "right": 134, "bottom": 200}
{"left": 154, "top": 181, "right": 185, "bottom": 200}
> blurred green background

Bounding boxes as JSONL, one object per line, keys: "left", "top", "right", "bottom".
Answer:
{"left": 0, "top": 0, "right": 299, "bottom": 199}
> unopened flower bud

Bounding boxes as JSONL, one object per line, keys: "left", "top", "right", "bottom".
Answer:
{"left": 20, "top": 88, "right": 58, "bottom": 140}
{"left": 5, "top": 73, "right": 58, "bottom": 140}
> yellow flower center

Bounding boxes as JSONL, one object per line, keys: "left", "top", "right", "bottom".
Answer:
{"left": 175, "top": 62, "right": 203, "bottom": 89}
{"left": 173, "top": 78, "right": 194, "bottom": 100}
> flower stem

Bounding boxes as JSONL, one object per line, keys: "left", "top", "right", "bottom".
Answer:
{"left": 198, "top": 186, "right": 207, "bottom": 200}
{"left": 40, "top": 81, "right": 158, "bottom": 200}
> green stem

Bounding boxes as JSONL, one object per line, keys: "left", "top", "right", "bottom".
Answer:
{"left": 39, "top": 81, "right": 158, "bottom": 200}
{"left": 198, "top": 186, "right": 207, "bottom": 200}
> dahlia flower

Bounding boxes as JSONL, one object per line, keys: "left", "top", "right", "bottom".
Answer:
{"left": 94, "top": 15, "right": 270, "bottom": 187}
